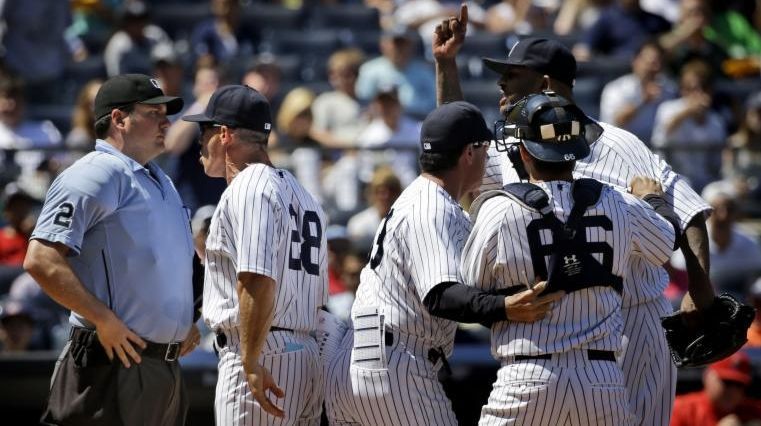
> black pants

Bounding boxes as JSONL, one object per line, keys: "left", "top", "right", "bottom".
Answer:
{"left": 41, "top": 333, "right": 188, "bottom": 426}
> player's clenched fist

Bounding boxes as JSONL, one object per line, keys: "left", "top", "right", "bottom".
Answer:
{"left": 629, "top": 175, "right": 664, "bottom": 198}
{"left": 433, "top": 3, "right": 468, "bottom": 60}
{"left": 504, "top": 281, "right": 565, "bottom": 322}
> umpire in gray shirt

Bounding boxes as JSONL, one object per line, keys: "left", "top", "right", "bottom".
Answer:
{"left": 24, "top": 74, "right": 200, "bottom": 426}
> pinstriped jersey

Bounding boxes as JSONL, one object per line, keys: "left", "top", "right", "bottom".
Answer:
{"left": 482, "top": 122, "right": 710, "bottom": 307}
{"left": 203, "top": 164, "right": 328, "bottom": 333}
{"left": 461, "top": 181, "right": 675, "bottom": 357}
{"left": 351, "top": 176, "right": 469, "bottom": 356}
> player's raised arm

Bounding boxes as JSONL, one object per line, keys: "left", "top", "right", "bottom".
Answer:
{"left": 433, "top": 3, "right": 467, "bottom": 105}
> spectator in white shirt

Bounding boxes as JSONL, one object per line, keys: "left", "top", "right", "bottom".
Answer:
{"left": 355, "top": 86, "right": 421, "bottom": 186}
{"left": 652, "top": 59, "right": 727, "bottom": 191}
{"left": 671, "top": 181, "right": 761, "bottom": 298}
{"left": 600, "top": 40, "right": 677, "bottom": 143}
{"left": 347, "top": 166, "right": 402, "bottom": 252}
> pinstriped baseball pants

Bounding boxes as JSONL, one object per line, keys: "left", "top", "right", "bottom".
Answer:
{"left": 620, "top": 297, "right": 676, "bottom": 426}
{"left": 214, "top": 329, "right": 322, "bottom": 426}
{"left": 480, "top": 350, "right": 634, "bottom": 426}
{"left": 325, "top": 330, "right": 458, "bottom": 426}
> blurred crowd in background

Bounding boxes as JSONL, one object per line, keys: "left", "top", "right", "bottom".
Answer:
{"left": 0, "top": 0, "right": 760, "bottom": 382}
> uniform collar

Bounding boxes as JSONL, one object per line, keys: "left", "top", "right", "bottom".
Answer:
{"left": 95, "top": 139, "right": 158, "bottom": 173}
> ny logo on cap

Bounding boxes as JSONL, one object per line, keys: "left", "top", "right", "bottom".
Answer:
{"left": 264, "top": 123, "right": 271, "bottom": 131}
{"left": 149, "top": 79, "right": 161, "bottom": 89}
{"left": 423, "top": 142, "right": 432, "bottom": 150}
{"left": 508, "top": 41, "right": 519, "bottom": 58}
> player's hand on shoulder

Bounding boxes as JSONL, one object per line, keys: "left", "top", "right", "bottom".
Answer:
{"left": 432, "top": 3, "right": 468, "bottom": 61}
{"left": 94, "top": 310, "right": 147, "bottom": 368}
{"left": 179, "top": 323, "right": 201, "bottom": 357}
{"left": 628, "top": 176, "right": 663, "bottom": 198}
{"left": 245, "top": 364, "right": 286, "bottom": 418}
{"left": 504, "top": 280, "right": 565, "bottom": 322}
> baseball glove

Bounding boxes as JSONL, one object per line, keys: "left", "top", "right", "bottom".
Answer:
{"left": 661, "top": 293, "right": 755, "bottom": 368}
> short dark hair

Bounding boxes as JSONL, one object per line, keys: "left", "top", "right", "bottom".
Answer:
{"left": 419, "top": 145, "right": 467, "bottom": 174}
{"left": 635, "top": 38, "right": 664, "bottom": 57}
{"left": 232, "top": 127, "right": 269, "bottom": 146}
{"left": 0, "top": 75, "right": 24, "bottom": 99}
{"left": 94, "top": 104, "right": 134, "bottom": 139}
{"left": 532, "top": 157, "right": 575, "bottom": 175}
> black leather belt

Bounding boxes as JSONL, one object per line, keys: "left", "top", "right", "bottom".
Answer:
{"left": 215, "top": 326, "right": 294, "bottom": 349}
{"left": 385, "top": 331, "right": 452, "bottom": 374}
{"left": 514, "top": 350, "right": 616, "bottom": 362}
{"left": 70, "top": 326, "right": 182, "bottom": 362}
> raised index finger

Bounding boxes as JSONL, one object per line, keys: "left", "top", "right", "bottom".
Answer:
{"left": 459, "top": 3, "right": 468, "bottom": 27}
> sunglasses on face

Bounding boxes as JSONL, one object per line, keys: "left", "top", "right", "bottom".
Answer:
{"left": 199, "top": 122, "right": 222, "bottom": 133}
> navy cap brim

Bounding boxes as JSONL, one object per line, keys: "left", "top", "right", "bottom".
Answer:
{"left": 482, "top": 57, "right": 510, "bottom": 75}
{"left": 521, "top": 137, "right": 590, "bottom": 163}
{"left": 181, "top": 112, "right": 215, "bottom": 123}
{"left": 141, "top": 95, "right": 184, "bottom": 115}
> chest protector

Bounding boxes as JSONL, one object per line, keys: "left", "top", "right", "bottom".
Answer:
{"left": 472, "top": 178, "right": 623, "bottom": 296}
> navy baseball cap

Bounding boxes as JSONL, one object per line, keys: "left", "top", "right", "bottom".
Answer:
{"left": 483, "top": 37, "right": 577, "bottom": 87}
{"left": 420, "top": 101, "right": 493, "bottom": 152}
{"left": 183, "top": 85, "right": 272, "bottom": 133}
{"left": 503, "top": 92, "right": 591, "bottom": 162}
{"left": 94, "top": 74, "right": 183, "bottom": 121}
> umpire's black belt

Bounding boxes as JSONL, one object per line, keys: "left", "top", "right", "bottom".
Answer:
{"left": 215, "top": 326, "right": 293, "bottom": 349}
{"left": 70, "top": 326, "right": 182, "bottom": 362}
{"left": 514, "top": 350, "right": 616, "bottom": 362}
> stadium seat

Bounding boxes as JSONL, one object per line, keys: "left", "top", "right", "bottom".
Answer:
{"left": 462, "top": 80, "right": 500, "bottom": 108}
{"left": 310, "top": 5, "right": 381, "bottom": 32}
{"left": 461, "top": 81, "right": 501, "bottom": 126}
{"left": 151, "top": 3, "right": 210, "bottom": 41}
{"left": 573, "top": 76, "right": 603, "bottom": 120}
{"left": 27, "top": 104, "right": 74, "bottom": 136}
{"left": 225, "top": 53, "right": 303, "bottom": 83}
{"left": 341, "top": 30, "right": 381, "bottom": 57}
{"left": 241, "top": 4, "right": 305, "bottom": 33}
{"left": 460, "top": 33, "right": 509, "bottom": 59}
{"left": 60, "top": 56, "right": 107, "bottom": 104}
{"left": 263, "top": 29, "right": 340, "bottom": 59}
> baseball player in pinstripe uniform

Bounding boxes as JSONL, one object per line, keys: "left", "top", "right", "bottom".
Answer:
{"left": 462, "top": 91, "right": 680, "bottom": 425}
{"left": 183, "top": 85, "right": 327, "bottom": 425}
{"left": 325, "top": 101, "right": 564, "bottom": 426}
{"left": 433, "top": 6, "right": 716, "bottom": 424}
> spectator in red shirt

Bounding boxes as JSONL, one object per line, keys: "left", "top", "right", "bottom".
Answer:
{"left": 671, "top": 351, "right": 761, "bottom": 426}
{"left": 0, "top": 189, "right": 39, "bottom": 266}
{"left": 747, "top": 278, "right": 761, "bottom": 348}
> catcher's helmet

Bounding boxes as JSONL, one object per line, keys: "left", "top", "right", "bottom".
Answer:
{"left": 500, "top": 91, "right": 593, "bottom": 163}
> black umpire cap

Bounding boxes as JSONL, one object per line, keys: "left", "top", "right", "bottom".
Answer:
{"left": 94, "top": 74, "right": 183, "bottom": 121}
{"left": 183, "top": 85, "right": 272, "bottom": 134}
{"left": 420, "top": 101, "right": 492, "bottom": 152}
{"left": 482, "top": 37, "right": 576, "bottom": 87}
{"left": 503, "top": 91, "right": 591, "bottom": 162}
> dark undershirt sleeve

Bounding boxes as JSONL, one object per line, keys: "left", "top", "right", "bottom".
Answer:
{"left": 643, "top": 194, "right": 681, "bottom": 250}
{"left": 423, "top": 281, "right": 507, "bottom": 326}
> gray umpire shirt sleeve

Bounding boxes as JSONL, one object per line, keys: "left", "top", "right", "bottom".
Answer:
{"left": 31, "top": 157, "right": 120, "bottom": 255}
